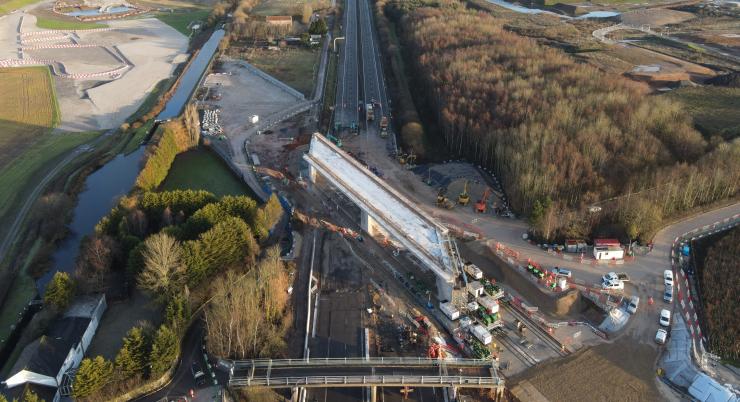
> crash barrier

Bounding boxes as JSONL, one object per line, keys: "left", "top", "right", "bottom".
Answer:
{"left": 21, "top": 28, "right": 114, "bottom": 37}
{"left": 23, "top": 43, "right": 100, "bottom": 50}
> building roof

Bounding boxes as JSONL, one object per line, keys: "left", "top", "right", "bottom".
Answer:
{"left": 689, "top": 373, "right": 737, "bottom": 402}
{"left": 266, "top": 15, "right": 292, "bottom": 22}
{"left": 9, "top": 316, "right": 91, "bottom": 378}
{"left": 2, "top": 383, "right": 57, "bottom": 402}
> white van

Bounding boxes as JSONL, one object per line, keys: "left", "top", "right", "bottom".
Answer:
{"left": 627, "top": 296, "right": 640, "bottom": 314}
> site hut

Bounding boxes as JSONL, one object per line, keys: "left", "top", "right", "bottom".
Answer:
{"left": 467, "top": 281, "right": 485, "bottom": 298}
{"left": 593, "top": 238, "right": 624, "bottom": 260}
{"left": 565, "top": 239, "right": 587, "bottom": 253}
{"left": 1, "top": 295, "right": 107, "bottom": 402}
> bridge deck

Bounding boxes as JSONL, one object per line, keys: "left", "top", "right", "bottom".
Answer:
{"left": 304, "top": 134, "right": 457, "bottom": 282}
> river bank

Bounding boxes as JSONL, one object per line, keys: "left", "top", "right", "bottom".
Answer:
{"left": 0, "top": 27, "right": 227, "bottom": 375}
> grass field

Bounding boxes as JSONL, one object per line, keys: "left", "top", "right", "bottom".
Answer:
{"left": 0, "top": 240, "right": 40, "bottom": 346}
{"left": 35, "top": 16, "right": 108, "bottom": 30}
{"left": 248, "top": 48, "right": 320, "bottom": 97}
{"left": 156, "top": 8, "right": 211, "bottom": 35}
{"left": 252, "top": 0, "right": 329, "bottom": 16}
{"left": 160, "top": 148, "right": 255, "bottom": 197}
{"left": 667, "top": 86, "right": 740, "bottom": 140}
{"left": 0, "top": 0, "right": 41, "bottom": 14}
{"left": 0, "top": 67, "right": 59, "bottom": 169}
{"left": 0, "top": 131, "right": 101, "bottom": 225}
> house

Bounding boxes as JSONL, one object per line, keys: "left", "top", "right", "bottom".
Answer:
{"left": 2, "top": 295, "right": 106, "bottom": 402}
{"left": 265, "top": 15, "right": 293, "bottom": 27}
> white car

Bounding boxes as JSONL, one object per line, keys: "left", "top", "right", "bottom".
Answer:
{"left": 660, "top": 309, "right": 671, "bottom": 327}
{"left": 602, "top": 272, "right": 618, "bottom": 283}
{"left": 655, "top": 328, "right": 668, "bottom": 344}
{"left": 664, "top": 285, "right": 674, "bottom": 303}
{"left": 551, "top": 267, "right": 572, "bottom": 278}
{"left": 627, "top": 296, "right": 640, "bottom": 314}
{"left": 602, "top": 279, "right": 624, "bottom": 291}
{"left": 664, "top": 270, "right": 674, "bottom": 288}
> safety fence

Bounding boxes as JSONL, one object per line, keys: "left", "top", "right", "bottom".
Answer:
{"left": 230, "top": 375, "right": 504, "bottom": 388}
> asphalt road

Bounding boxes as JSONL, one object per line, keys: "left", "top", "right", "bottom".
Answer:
{"left": 335, "top": 0, "right": 359, "bottom": 128}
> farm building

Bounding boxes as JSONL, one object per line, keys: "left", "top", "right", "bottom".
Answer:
{"left": 1, "top": 295, "right": 106, "bottom": 402}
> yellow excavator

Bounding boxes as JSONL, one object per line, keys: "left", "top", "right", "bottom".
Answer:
{"left": 436, "top": 188, "right": 454, "bottom": 209}
{"left": 458, "top": 180, "right": 470, "bottom": 206}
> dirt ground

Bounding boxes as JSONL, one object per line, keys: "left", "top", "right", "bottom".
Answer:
{"left": 620, "top": 9, "right": 695, "bottom": 26}
{"left": 511, "top": 338, "right": 662, "bottom": 402}
{"left": 86, "top": 290, "right": 162, "bottom": 360}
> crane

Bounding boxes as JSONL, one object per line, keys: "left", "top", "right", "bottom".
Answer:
{"left": 458, "top": 180, "right": 470, "bottom": 206}
{"left": 475, "top": 187, "right": 492, "bottom": 213}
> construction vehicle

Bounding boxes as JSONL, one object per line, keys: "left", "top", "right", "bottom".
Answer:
{"left": 475, "top": 187, "right": 491, "bottom": 213}
{"left": 436, "top": 188, "right": 454, "bottom": 209}
{"left": 379, "top": 116, "right": 388, "bottom": 137}
{"left": 327, "top": 133, "right": 342, "bottom": 147}
{"left": 458, "top": 180, "right": 470, "bottom": 206}
{"left": 366, "top": 103, "right": 374, "bottom": 121}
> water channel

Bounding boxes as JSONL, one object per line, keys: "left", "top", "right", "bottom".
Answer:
{"left": 37, "top": 29, "right": 226, "bottom": 293}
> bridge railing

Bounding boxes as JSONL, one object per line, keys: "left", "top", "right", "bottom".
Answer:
{"left": 232, "top": 357, "right": 495, "bottom": 369}
{"left": 229, "top": 375, "right": 504, "bottom": 388}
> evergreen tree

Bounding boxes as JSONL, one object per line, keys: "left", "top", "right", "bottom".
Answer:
{"left": 149, "top": 325, "right": 180, "bottom": 375}
{"left": 44, "top": 272, "right": 74, "bottom": 311}
{"left": 114, "top": 327, "right": 151, "bottom": 378}
{"left": 21, "top": 387, "right": 43, "bottom": 402}
{"left": 72, "top": 356, "right": 113, "bottom": 399}
{"left": 309, "top": 18, "right": 328, "bottom": 35}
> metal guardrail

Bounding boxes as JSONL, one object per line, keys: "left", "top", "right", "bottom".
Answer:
{"left": 229, "top": 375, "right": 504, "bottom": 388}
{"left": 233, "top": 357, "right": 495, "bottom": 369}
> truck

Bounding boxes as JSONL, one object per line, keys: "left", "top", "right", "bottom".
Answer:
{"left": 366, "top": 104, "right": 374, "bottom": 121}
{"left": 439, "top": 302, "right": 460, "bottom": 321}
{"left": 379, "top": 116, "right": 388, "bottom": 137}
{"left": 470, "top": 324, "right": 492, "bottom": 345}
{"left": 477, "top": 296, "right": 500, "bottom": 314}
{"left": 464, "top": 262, "right": 483, "bottom": 280}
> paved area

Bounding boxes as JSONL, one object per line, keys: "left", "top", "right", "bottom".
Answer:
{"left": 0, "top": 11, "right": 188, "bottom": 131}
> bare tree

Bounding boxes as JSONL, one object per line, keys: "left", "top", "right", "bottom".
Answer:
{"left": 138, "top": 233, "right": 185, "bottom": 302}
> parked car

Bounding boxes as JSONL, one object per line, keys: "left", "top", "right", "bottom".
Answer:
{"left": 602, "top": 279, "right": 624, "bottom": 291}
{"left": 551, "top": 267, "right": 572, "bottom": 278}
{"left": 627, "top": 296, "right": 640, "bottom": 314}
{"left": 655, "top": 328, "right": 668, "bottom": 345}
{"left": 664, "top": 270, "right": 674, "bottom": 288}
{"left": 191, "top": 362, "right": 207, "bottom": 387}
{"left": 664, "top": 285, "right": 674, "bottom": 303}
{"left": 660, "top": 309, "right": 671, "bottom": 327}
{"left": 602, "top": 272, "right": 619, "bottom": 283}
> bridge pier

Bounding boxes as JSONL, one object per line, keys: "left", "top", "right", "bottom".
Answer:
{"left": 370, "top": 385, "right": 377, "bottom": 402}
{"left": 361, "top": 210, "right": 381, "bottom": 236}
{"left": 291, "top": 386, "right": 299, "bottom": 402}
{"left": 437, "top": 277, "right": 454, "bottom": 302}
{"left": 308, "top": 164, "right": 317, "bottom": 184}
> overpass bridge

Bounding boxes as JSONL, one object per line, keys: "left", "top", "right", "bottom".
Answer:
{"left": 303, "top": 133, "right": 463, "bottom": 300}
{"left": 228, "top": 358, "right": 504, "bottom": 401}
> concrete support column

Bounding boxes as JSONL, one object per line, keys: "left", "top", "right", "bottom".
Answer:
{"left": 370, "top": 386, "right": 377, "bottom": 402}
{"left": 436, "top": 277, "right": 454, "bottom": 302}
{"left": 308, "top": 164, "right": 317, "bottom": 183}
{"left": 291, "top": 387, "right": 299, "bottom": 402}
{"left": 361, "top": 210, "right": 380, "bottom": 236}
{"left": 448, "top": 386, "right": 458, "bottom": 401}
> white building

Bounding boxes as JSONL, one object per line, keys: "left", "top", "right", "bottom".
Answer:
{"left": 2, "top": 295, "right": 106, "bottom": 402}
{"left": 593, "top": 246, "right": 624, "bottom": 260}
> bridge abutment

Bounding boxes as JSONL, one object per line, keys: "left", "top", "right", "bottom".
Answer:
{"left": 361, "top": 210, "right": 381, "bottom": 236}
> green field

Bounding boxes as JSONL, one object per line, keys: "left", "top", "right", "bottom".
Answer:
{"left": 160, "top": 148, "right": 255, "bottom": 197}
{"left": 248, "top": 48, "right": 320, "bottom": 97}
{"left": 157, "top": 9, "right": 211, "bottom": 35}
{"left": 0, "top": 0, "right": 42, "bottom": 14}
{"left": 35, "top": 16, "right": 108, "bottom": 30}
{"left": 252, "top": 0, "right": 329, "bottom": 16}
{"left": 0, "top": 131, "right": 101, "bottom": 223}
{"left": 0, "top": 240, "right": 40, "bottom": 348}
{"left": 667, "top": 86, "right": 740, "bottom": 141}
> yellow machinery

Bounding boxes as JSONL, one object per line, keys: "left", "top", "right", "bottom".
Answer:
{"left": 458, "top": 180, "right": 470, "bottom": 206}
{"left": 436, "top": 189, "right": 454, "bottom": 209}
